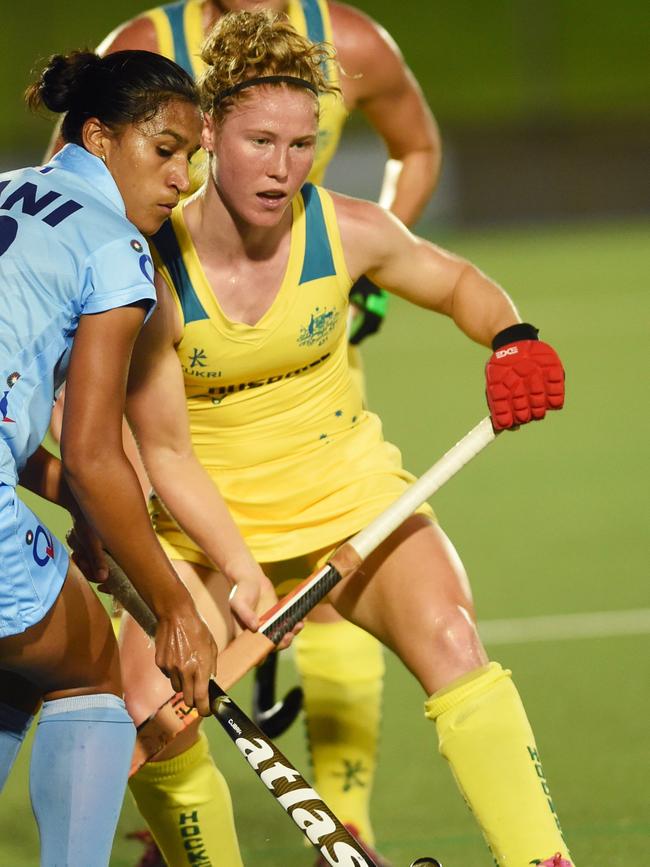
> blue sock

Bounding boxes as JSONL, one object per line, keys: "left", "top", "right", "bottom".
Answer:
{"left": 0, "top": 701, "right": 33, "bottom": 791}
{"left": 30, "top": 693, "right": 136, "bottom": 867}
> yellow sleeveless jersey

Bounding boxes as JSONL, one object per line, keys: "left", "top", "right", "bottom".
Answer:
{"left": 143, "top": 0, "right": 348, "bottom": 191}
{"left": 150, "top": 183, "right": 431, "bottom": 564}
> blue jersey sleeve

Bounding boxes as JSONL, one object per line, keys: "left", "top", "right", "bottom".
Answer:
{"left": 80, "top": 235, "right": 157, "bottom": 320}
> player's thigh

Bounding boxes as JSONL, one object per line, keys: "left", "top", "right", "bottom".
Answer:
{"left": 307, "top": 601, "right": 346, "bottom": 623}
{"left": 0, "top": 559, "right": 122, "bottom": 699}
{"left": 328, "top": 514, "right": 488, "bottom": 694}
{"left": 174, "top": 560, "right": 234, "bottom": 647}
{"left": 120, "top": 560, "right": 234, "bottom": 725}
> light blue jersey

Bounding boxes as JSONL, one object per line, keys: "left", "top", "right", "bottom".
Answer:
{"left": 0, "top": 144, "right": 156, "bottom": 486}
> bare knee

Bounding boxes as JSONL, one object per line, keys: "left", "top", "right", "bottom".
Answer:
{"left": 119, "top": 611, "right": 171, "bottom": 724}
{"left": 433, "top": 605, "right": 482, "bottom": 653}
{"left": 410, "top": 605, "right": 488, "bottom": 695}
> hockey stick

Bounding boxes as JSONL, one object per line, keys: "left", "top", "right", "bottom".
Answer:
{"left": 105, "top": 555, "right": 442, "bottom": 865}
{"left": 115, "top": 416, "right": 497, "bottom": 775}
{"left": 211, "top": 681, "right": 441, "bottom": 866}
{"left": 251, "top": 652, "right": 304, "bottom": 737}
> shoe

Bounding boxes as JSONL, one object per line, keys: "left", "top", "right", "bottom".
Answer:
{"left": 534, "top": 854, "right": 573, "bottom": 867}
{"left": 313, "top": 823, "right": 393, "bottom": 866}
{"left": 127, "top": 830, "right": 166, "bottom": 867}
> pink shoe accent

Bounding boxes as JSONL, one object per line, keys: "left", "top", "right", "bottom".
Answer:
{"left": 539, "top": 854, "right": 572, "bottom": 867}
{"left": 127, "top": 830, "right": 165, "bottom": 867}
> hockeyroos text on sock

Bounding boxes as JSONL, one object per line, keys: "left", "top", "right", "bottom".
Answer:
{"left": 178, "top": 810, "right": 212, "bottom": 866}
{"left": 527, "top": 745, "right": 565, "bottom": 835}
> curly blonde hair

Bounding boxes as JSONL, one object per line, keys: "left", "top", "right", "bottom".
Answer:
{"left": 199, "top": 10, "right": 339, "bottom": 122}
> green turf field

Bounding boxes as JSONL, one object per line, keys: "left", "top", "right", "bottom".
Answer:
{"left": 1, "top": 219, "right": 647, "bottom": 866}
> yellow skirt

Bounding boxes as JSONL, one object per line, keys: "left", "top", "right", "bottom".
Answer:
{"left": 151, "top": 411, "right": 434, "bottom": 568}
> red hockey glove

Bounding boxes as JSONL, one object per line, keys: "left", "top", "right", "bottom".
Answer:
{"left": 485, "top": 323, "right": 565, "bottom": 431}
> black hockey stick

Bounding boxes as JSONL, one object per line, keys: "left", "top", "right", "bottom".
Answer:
{"left": 211, "top": 680, "right": 441, "bottom": 866}
{"left": 251, "top": 652, "right": 303, "bottom": 737}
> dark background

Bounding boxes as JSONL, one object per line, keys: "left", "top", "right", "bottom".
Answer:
{"left": 2, "top": 0, "right": 648, "bottom": 224}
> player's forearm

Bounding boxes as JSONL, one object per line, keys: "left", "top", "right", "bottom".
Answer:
{"left": 380, "top": 147, "right": 440, "bottom": 226}
{"left": 448, "top": 263, "right": 521, "bottom": 347}
{"left": 62, "top": 447, "right": 194, "bottom": 618}
{"left": 143, "top": 447, "right": 260, "bottom": 583}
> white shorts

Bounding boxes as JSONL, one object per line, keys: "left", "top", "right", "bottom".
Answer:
{"left": 0, "top": 484, "right": 69, "bottom": 638}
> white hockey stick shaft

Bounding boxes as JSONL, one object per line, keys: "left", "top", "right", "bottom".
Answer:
{"left": 350, "top": 416, "right": 496, "bottom": 560}
{"left": 255, "top": 415, "right": 497, "bottom": 643}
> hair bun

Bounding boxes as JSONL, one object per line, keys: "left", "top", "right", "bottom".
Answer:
{"left": 32, "top": 50, "right": 101, "bottom": 114}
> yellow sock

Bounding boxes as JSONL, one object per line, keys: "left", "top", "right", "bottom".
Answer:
{"left": 425, "top": 662, "right": 573, "bottom": 866}
{"left": 129, "top": 731, "right": 242, "bottom": 867}
{"left": 294, "top": 619, "right": 384, "bottom": 845}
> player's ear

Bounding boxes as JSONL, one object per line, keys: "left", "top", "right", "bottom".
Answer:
{"left": 201, "top": 113, "right": 216, "bottom": 153}
{"left": 82, "top": 117, "right": 112, "bottom": 164}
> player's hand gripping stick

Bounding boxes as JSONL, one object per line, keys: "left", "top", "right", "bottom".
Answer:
{"left": 104, "top": 553, "right": 442, "bottom": 866}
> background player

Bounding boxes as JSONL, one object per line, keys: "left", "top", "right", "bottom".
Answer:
{"left": 0, "top": 48, "right": 220, "bottom": 866}
{"left": 51, "top": 1, "right": 442, "bottom": 859}
{"left": 110, "top": 12, "right": 571, "bottom": 867}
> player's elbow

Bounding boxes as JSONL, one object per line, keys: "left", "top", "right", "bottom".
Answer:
{"left": 138, "top": 441, "right": 194, "bottom": 486}
{"left": 60, "top": 434, "right": 115, "bottom": 499}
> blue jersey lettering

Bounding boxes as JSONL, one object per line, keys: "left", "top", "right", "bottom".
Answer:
{"left": 43, "top": 199, "right": 83, "bottom": 227}
{"left": 0, "top": 216, "right": 18, "bottom": 257}
{"left": 1, "top": 182, "right": 61, "bottom": 216}
{"left": 0, "top": 181, "right": 83, "bottom": 227}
